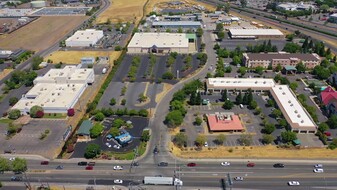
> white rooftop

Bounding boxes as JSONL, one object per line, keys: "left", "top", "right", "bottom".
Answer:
{"left": 229, "top": 29, "right": 284, "bottom": 36}
{"left": 128, "top": 33, "right": 189, "bottom": 48}
{"left": 66, "top": 29, "right": 103, "bottom": 43}
{"left": 12, "top": 83, "right": 86, "bottom": 110}
{"left": 330, "top": 13, "right": 337, "bottom": 18}
{"left": 271, "top": 85, "right": 314, "bottom": 127}
{"left": 207, "top": 78, "right": 276, "bottom": 89}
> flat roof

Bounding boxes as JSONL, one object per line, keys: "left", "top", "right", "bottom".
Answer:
{"left": 229, "top": 29, "right": 284, "bottom": 36}
{"left": 207, "top": 78, "right": 316, "bottom": 130}
{"left": 152, "top": 21, "right": 201, "bottom": 26}
{"left": 207, "top": 112, "right": 244, "bottom": 131}
{"left": 271, "top": 85, "right": 315, "bottom": 128}
{"left": 66, "top": 29, "right": 103, "bottom": 42}
{"left": 244, "top": 53, "right": 320, "bottom": 61}
{"left": 128, "top": 33, "right": 190, "bottom": 48}
{"left": 207, "top": 78, "right": 276, "bottom": 89}
{"left": 12, "top": 83, "right": 86, "bottom": 110}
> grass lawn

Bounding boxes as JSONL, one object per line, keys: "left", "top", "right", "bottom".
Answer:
{"left": 45, "top": 51, "right": 121, "bottom": 65}
{"left": 113, "top": 142, "right": 147, "bottom": 160}
{"left": 0, "top": 118, "right": 13, "bottom": 124}
{"left": 43, "top": 113, "right": 67, "bottom": 119}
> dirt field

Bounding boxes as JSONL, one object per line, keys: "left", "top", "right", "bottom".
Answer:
{"left": 0, "top": 16, "right": 87, "bottom": 52}
{"left": 45, "top": 51, "right": 121, "bottom": 65}
{"left": 171, "top": 143, "right": 337, "bottom": 159}
{"left": 145, "top": 0, "right": 216, "bottom": 15}
{"left": 0, "top": 69, "right": 13, "bottom": 80}
{"left": 96, "top": 0, "right": 147, "bottom": 24}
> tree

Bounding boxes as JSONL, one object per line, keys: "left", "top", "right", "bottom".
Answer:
{"left": 121, "top": 99, "right": 126, "bottom": 105}
{"left": 224, "top": 2, "right": 230, "bottom": 13}
{"left": 8, "top": 109, "right": 21, "bottom": 120}
{"left": 0, "top": 157, "right": 11, "bottom": 172}
{"left": 255, "top": 66, "right": 264, "bottom": 75}
{"left": 194, "top": 116, "right": 203, "bottom": 126}
{"left": 9, "top": 97, "right": 18, "bottom": 106}
{"left": 320, "top": 4, "right": 329, "bottom": 12}
{"left": 31, "top": 56, "right": 43, "bottom": 70}
{"left": 278, "top": 119, "right": 288, "bottom": 128}
{"left": 217, "top": 31, "right": 225, "bottom": 41}
{"left": 94, "top": 112, "right": 105, "bottom": 121}
{"left": 266, "top": 99, "right": 275, "bottom": 107}
{"left": 216, "top": 23, "right": 224, "bottom": 32}
{"left": 165, "top": 110, "right": 184, "bottom": 128}
{"left": 281, "top": 131, "right": 297, "bottom": 143}
{"left": 112, "top": 118, "right": 125, "bottom": 128}
{"left": 221, "top": 90, "right": 228, "bottom": 101}
{"left": 327, "top": 115, "right": 337, "bottom": 129}
{"left": 109, "top": 127, "right": 120, "bottom": 137}
{"left": 170, "top": 100, "right": 186, "bottom": 115}
{"left": 215, "top": 134, "right": 226, "bottom": 145}
{"left": 162, "top": 71, "right": 174, "bottom": 80}
{"left": 90, "top": 123, "right": 104, "bottom": 138}
{"left": 196, "top": 27, "right": 203, "bottom": 37}
{"left": 286, "top": 34, "right": 294, "bottom": 41}
{"left": 140, "top": 130, "right": 150, "bottom": 142}
{"left": 84, "top": 144, "right": 101, "bottom": 159}
{"left": 236, "top": 92, "right": 243, "bottom": 105}
{"left": 238, "top": 67, "right": 247, "bottom": 76}
{"left": 264, "top": 123, "right": 276, "bottom": 134}
{"left": 178, "top": 27, "right": 183, "bottom": 33}
{"left": 240, "top": 0, "right": 247, "bottom": 7}
{"left": 262, "top": 134, "right": 275, "bottom": 144}
{"left": 249, "top": 100, "right": 257, "bottom": 109}
{"left": 296, "top": 62, "right": 306, "bottom": 73}
{"left": 138, "top": 93, "right": 147, "bottom": 102}
{"left": 289, "top": 82, "right": 298, "bottom": 91}
{"left": 189, "top": 92, "right": 196, "bottom": 105}
{"left": 195, "top": 92, "right": 202, "bottom": 105}
{"left": 29, "top": 105, "right": 43, "bottom": 118}
{"left": 11, "top": 158, "right": 27, "bottom": 173}
{"left": 109, "top": 98, "right": 116, "bottom": 106}
{"left": 318, "top": 122, "right": 329, "bottom": 132}
{"left": 232, "top": 55, "right": 241, "bottom": 65}
{"left": 238, "top": 134, "right": 253, "bottom": 146}
{"left": 272, "top": 109, "right": 282, "bottom": 118}
{"left": 283, "top": 43, "right": 302, "bottom": 53}
{"left": 195, "top": 134, "right": 207, "bottom": 146}
{"left": 174, "top": 132, "right": 188, "bottom": 147}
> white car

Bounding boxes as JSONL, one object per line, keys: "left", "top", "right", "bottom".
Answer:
{"left": 234, "top": 177, "right": 243, "bottom": 181}
{"left": 204, "top": 142, "right": 208, "bottom": 147}
{"left": 105, "top": 143, "right": 111, "bottom": 148}
{"left": 313, "top": 168, "right": 324, "bottom": 173}
{"left": 113, "top": 145, "right": 121, "bottom": 149}
{"left": 9, "top": 157, "right": 15, "bottom": 161}
{"left": 221, "top": 162, "right": 230, "bottom": 166}
{"left": 113, "top": 166, "right": 123, "bottom": 170}
{"left": 288, "top": 181, "right": 300, "bottom": 186}
{"left": 113, "top": 179, "right": 123, "bottom": 184}
{"left": 314, "top": 164, "right": 323, "bottom": 168}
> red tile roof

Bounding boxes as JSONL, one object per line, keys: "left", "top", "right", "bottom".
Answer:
{"left": 320, "top": 86, "right": 337, "bottom": 105}
{"left": 207, "top": 114, "right": 244, "bottom": 131}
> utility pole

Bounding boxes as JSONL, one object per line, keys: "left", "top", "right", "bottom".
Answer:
{"left": 129, "top": 146, "right": 139, "bottom": 173}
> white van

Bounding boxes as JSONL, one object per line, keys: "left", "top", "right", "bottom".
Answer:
{"left": 239, "top": 104, "right": 244, "bottom": 109}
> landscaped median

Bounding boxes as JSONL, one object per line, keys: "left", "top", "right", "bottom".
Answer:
{"left": 170, "top": 143, "right": 337, "bottom": 159}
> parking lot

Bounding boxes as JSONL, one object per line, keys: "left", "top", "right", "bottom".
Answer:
{"left": 31, "top": 7, "right": 90, "bottom": 16}
{"left": 0, "top": 119, "right": 68, "bottom": 158}
{"left": 71, "top": 116, "right": 149, "bottom": 158}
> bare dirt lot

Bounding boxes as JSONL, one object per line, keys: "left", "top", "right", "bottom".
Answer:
{"left": 0, "top": 16, "right": 87, "bottom": 52}
{"left": 45, "top": 50, "right": 121, "bottom": 65}
{"left": 96, "top": 0, "right": 147, "bottom": 24}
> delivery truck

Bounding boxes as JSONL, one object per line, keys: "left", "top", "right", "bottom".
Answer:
{"left": 143, "top": 176, "right": 183, "bottom": 186}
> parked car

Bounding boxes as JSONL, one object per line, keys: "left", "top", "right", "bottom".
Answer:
{"left": 288, "top": 181, "right": 300, "bottom": 186}
{"left": 221, "top": 162, "right": 230, "bottom": 166}
{"left": 313, "top": 168, "right": 324, "bottom": 173}
{"left": 324, "top": 132, "right": 331, "bottom": 136}
{"left": 113, "top": 144, "right": 121, "bottom": 149}
{"left": 113, "top": 166, "right": 123, "bottom": 170}
{"left": 88, "top": 162, "right": 95, "bottom": 166}
{"left": 273, "top": 163, "right": 284, "bottom": 168}
{"left": 234, "top": 177, "right": 244, "bottom": 181}
{"left": 78, "top": 161, "right": 87, "bottom": 166}
{"left": 85, "top": 166, "right": 93, "bottom": 170}
{"left": 105, "top": 142, "right": 112, "bottom": 148}
{"left": 327, "top": 137, "right": 333, "bottom": 141}
{"left": 158, "top": 162, "right": 168, "bottom": 167}
{"left": 187, "top": 163, "right": 196, "bottom": 167}
{"left": 247, "top": 162, "right": 255, "bottom": 167}
{"left": 40, "top": 161, "right": 49, "bottom": 165}
{"left": 114, "top": 179, "right": 123, "bottom": 184}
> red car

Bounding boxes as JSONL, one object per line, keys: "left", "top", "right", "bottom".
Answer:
{"left": 324, "top": 132, "right": 331, "bottom": 136}
{"left": 247, "top": 162, "right": 255, "bottom": 167}
{"left": 187, "top": 163, "right": 196, "bottom": 167}
{"left": 40, "top": 161, "right": 49, "bottom": 165}
{"left": 85, "top": 166, "right": 93, "bottom": 170}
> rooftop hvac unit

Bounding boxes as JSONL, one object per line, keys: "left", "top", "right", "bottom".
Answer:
{"left": 301, "top": 120, "right": 304, "bottom": 123}
{"left": 294, "top": 110, "right": 298, "bottom": 113}
{"left": 282, "top": 92, "right": 285, "bottom": 95}
{"left": 297, "top": 114, "right": 301, "bottom": 118}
